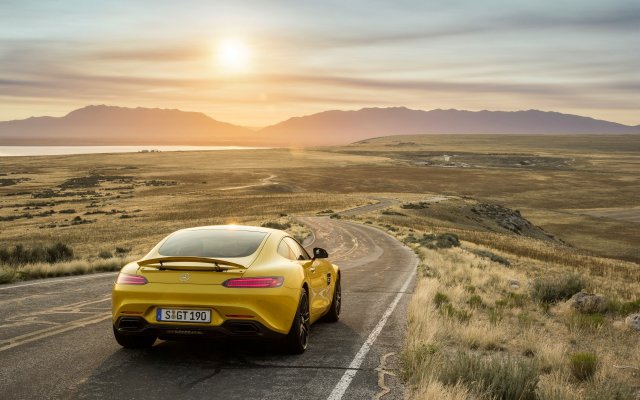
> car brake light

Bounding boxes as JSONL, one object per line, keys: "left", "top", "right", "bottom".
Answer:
{"left": 116, "top": 274, "right": 148, "bottom": 285}
{"left": 223, "top": 277, "right": 284, "bottom": 288}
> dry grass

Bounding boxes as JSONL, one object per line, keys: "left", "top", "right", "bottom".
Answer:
{"left": 398, "top": 236, "right": 639, "bottom": 399}
{"left": 413, "top": 379, "right": 472, "bottom": 400}
{"left": 0, "top": 256, "right": 137, "bottom": 283}
{"left": 2, "top": 136, "right": 638, "bottom": 262}
{"left": 0, "top": 148, "right": 367, "bottom": 260}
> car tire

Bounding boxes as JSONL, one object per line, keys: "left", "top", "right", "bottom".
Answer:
{"left": 283, "top": 289, "right": 310, "bottom": 354}
{"left": 323, "top": 278, "right": 341, "bottom": 322}
{"left": 112, "top": 326, "right": 156, "bottom": 349}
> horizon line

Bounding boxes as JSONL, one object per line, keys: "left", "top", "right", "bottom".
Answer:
{"left": 3, "top": 103, "right": 639, "bottom": 128}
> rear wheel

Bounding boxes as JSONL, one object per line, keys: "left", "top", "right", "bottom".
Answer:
{"left": 113, "top": 326, "right": 156, "bottom": 349}
{"left": 283, "top": 289, "right": 310, "bottom": 354}
{"left": 324, "top": 278, "right": 341, "bottom": 322}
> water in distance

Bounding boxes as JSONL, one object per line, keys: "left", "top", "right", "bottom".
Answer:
{"left": 0, "top": 146, "right": 266, "bottom": 157}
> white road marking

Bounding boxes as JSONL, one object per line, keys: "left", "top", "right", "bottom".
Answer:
{"left": 0, "top": 272, "right": 117, "bottom": 291}
{"left": 0, "top": 312, "right": 112, "bottom": 352}
{"left": 327, "top": 267, "right": 415, "bottom": 400}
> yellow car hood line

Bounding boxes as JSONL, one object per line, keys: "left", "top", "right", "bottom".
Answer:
{"left": 137, "top": 256, "right": 246, "bottom": 270}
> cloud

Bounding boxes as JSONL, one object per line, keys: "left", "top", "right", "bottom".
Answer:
{"left": 0, "top": 1, "right": 637, "bottom": 124}
{"left": 90, "top": 45, "right": 205, "bottom": 62}
{"left": 1, "top": 66, "right": 636, "bottom": 105}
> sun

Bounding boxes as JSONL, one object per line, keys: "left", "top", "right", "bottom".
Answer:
{"left": 216, "top": 38, "right": 251, "bottom": 73}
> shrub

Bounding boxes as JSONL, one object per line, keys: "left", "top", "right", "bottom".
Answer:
{"left": 531, "top": 273, "right": 585, "bottom": 304}
{"left": 437, "top": 353, "right": 539, "bottom": 400}
{"left": 261, "top": 221, "right": 291, "bottom": 230}
{"left": 434, "top": 292, "right": 450, "bottom": 307}
{"left": 46, "top": 242, "right": 74, "bottom": 263}
{"left": 381, "top": 210, "right": 407, "bottom": 216}
{"left": 98, "top": 250, "right": 113, "bottom": 259}
{"left": 329, "top": 213, "right": 342, "bottom": 219}
{"left": 408, "top": 233, "right": 460, "bottom": 249}
{"left": 606, "top": 298, "right": 640, "bottom": 315}
{"left": 468, "top": 294, "right": 484, "bottom": 308}
{"left": 471, "top": 249, "right": 511, "bottom": 266}
{"left": 401, "top": 202, "right": 429, "bottom": 209}
{"left": 115, "top": 247, "right": 131, "bottom": 257}
{"left": 569, "top": 352, "right": 598, "bottom": 381}
{"left": 0, "top": 242, "right": 74, "bottom": 265}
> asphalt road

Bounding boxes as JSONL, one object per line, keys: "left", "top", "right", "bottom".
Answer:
{"left": 0, "top": 217, "right": 417, "bottom": 400}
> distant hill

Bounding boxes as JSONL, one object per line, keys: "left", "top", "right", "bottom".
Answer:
{"left": 0, "top": 105, "right": 256, "bottom": 145}
{"left": 259, "top": 107, "right": 640, "bottom": 146}
{"left": 1, "top": 105, "right": 638, "bottom": 147}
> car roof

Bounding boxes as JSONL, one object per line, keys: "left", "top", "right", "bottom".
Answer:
{"left": 178, "top": 225, "right": 286, "bottom": 235}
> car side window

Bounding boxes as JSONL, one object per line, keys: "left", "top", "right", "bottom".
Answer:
{"left": 284, "top": 237, "right": 311, "bottom": 260}
{"left": 277, "top": 240, "right": 296, "bottom": 260}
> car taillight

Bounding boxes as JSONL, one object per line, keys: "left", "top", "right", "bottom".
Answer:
{"left": 223, "top": 277, "right": 284, "bottom": 288}
{"left": 116, "top": 274, "right": 148, "bottom": 285}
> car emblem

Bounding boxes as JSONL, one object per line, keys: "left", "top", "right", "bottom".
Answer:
{"left": 179, "top": 273, "right": 191, "bottom": 282}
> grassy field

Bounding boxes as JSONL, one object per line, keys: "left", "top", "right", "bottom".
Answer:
{"left": 1, "top": 135, "right": 638, "bottom": 397}
{"left": 328, "top": 134, "right": 640, "bottom": 261}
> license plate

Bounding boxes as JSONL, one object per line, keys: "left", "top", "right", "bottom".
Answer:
{"left": 156, "top": 308, "right": 211, "bottom": 323}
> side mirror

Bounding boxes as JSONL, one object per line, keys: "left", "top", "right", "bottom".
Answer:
{"left": 313, "top": 247, "right": 329, "bottom": 259}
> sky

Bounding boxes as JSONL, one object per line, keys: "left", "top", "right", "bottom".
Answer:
{"left": 0, "top": 0, "right": 638, "bottom": 126}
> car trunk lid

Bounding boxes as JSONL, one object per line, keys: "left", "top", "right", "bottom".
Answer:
{"left": 136, "top": 257, "right": 247, "bottom": 285}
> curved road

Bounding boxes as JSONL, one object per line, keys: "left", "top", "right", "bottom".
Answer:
{"left": 0, "top": 218, "right": 417, "bottom": 400}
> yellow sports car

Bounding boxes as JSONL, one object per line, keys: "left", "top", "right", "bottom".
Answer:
{"left": 112, "top": 225, "right": 340, "bottom": 353}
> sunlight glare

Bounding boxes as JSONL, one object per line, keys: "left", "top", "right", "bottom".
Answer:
{"left": 216, "top": 38, "right": 251, "bottom": 73}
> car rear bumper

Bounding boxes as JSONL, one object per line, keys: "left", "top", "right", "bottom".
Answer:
{"left": 112, "top": 283, "right": 300, "bottom": 334}
{"left": 114, "top": 316, "right": 286, "bottom": 340}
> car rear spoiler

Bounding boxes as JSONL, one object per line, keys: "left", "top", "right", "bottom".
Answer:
{"left": 137, "top": 256, "right": 246, "bottom": 271}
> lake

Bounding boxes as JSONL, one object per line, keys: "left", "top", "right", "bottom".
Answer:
{"left": 0, "top": 146, "right": 267, "bottom": 157}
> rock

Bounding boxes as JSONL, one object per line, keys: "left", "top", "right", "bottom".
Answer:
{"left": 468, "top": 203, "right": 554, "bottom": 242}
{"left": 626, "top": 313, "right": 640, "bottom": 331}
{"left": 508, "top": 279, "right": 520, "bottom": 289}
{"left": 568, "top": 291, "right": 608, "bottom": 314}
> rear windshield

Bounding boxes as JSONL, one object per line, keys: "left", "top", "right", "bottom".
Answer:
{"left": 158, "top": 229, "right": 267, "bottom": 258}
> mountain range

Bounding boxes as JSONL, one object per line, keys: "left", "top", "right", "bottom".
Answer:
{"left": 0, "top": 105, "right": 638, "bottom": 147}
